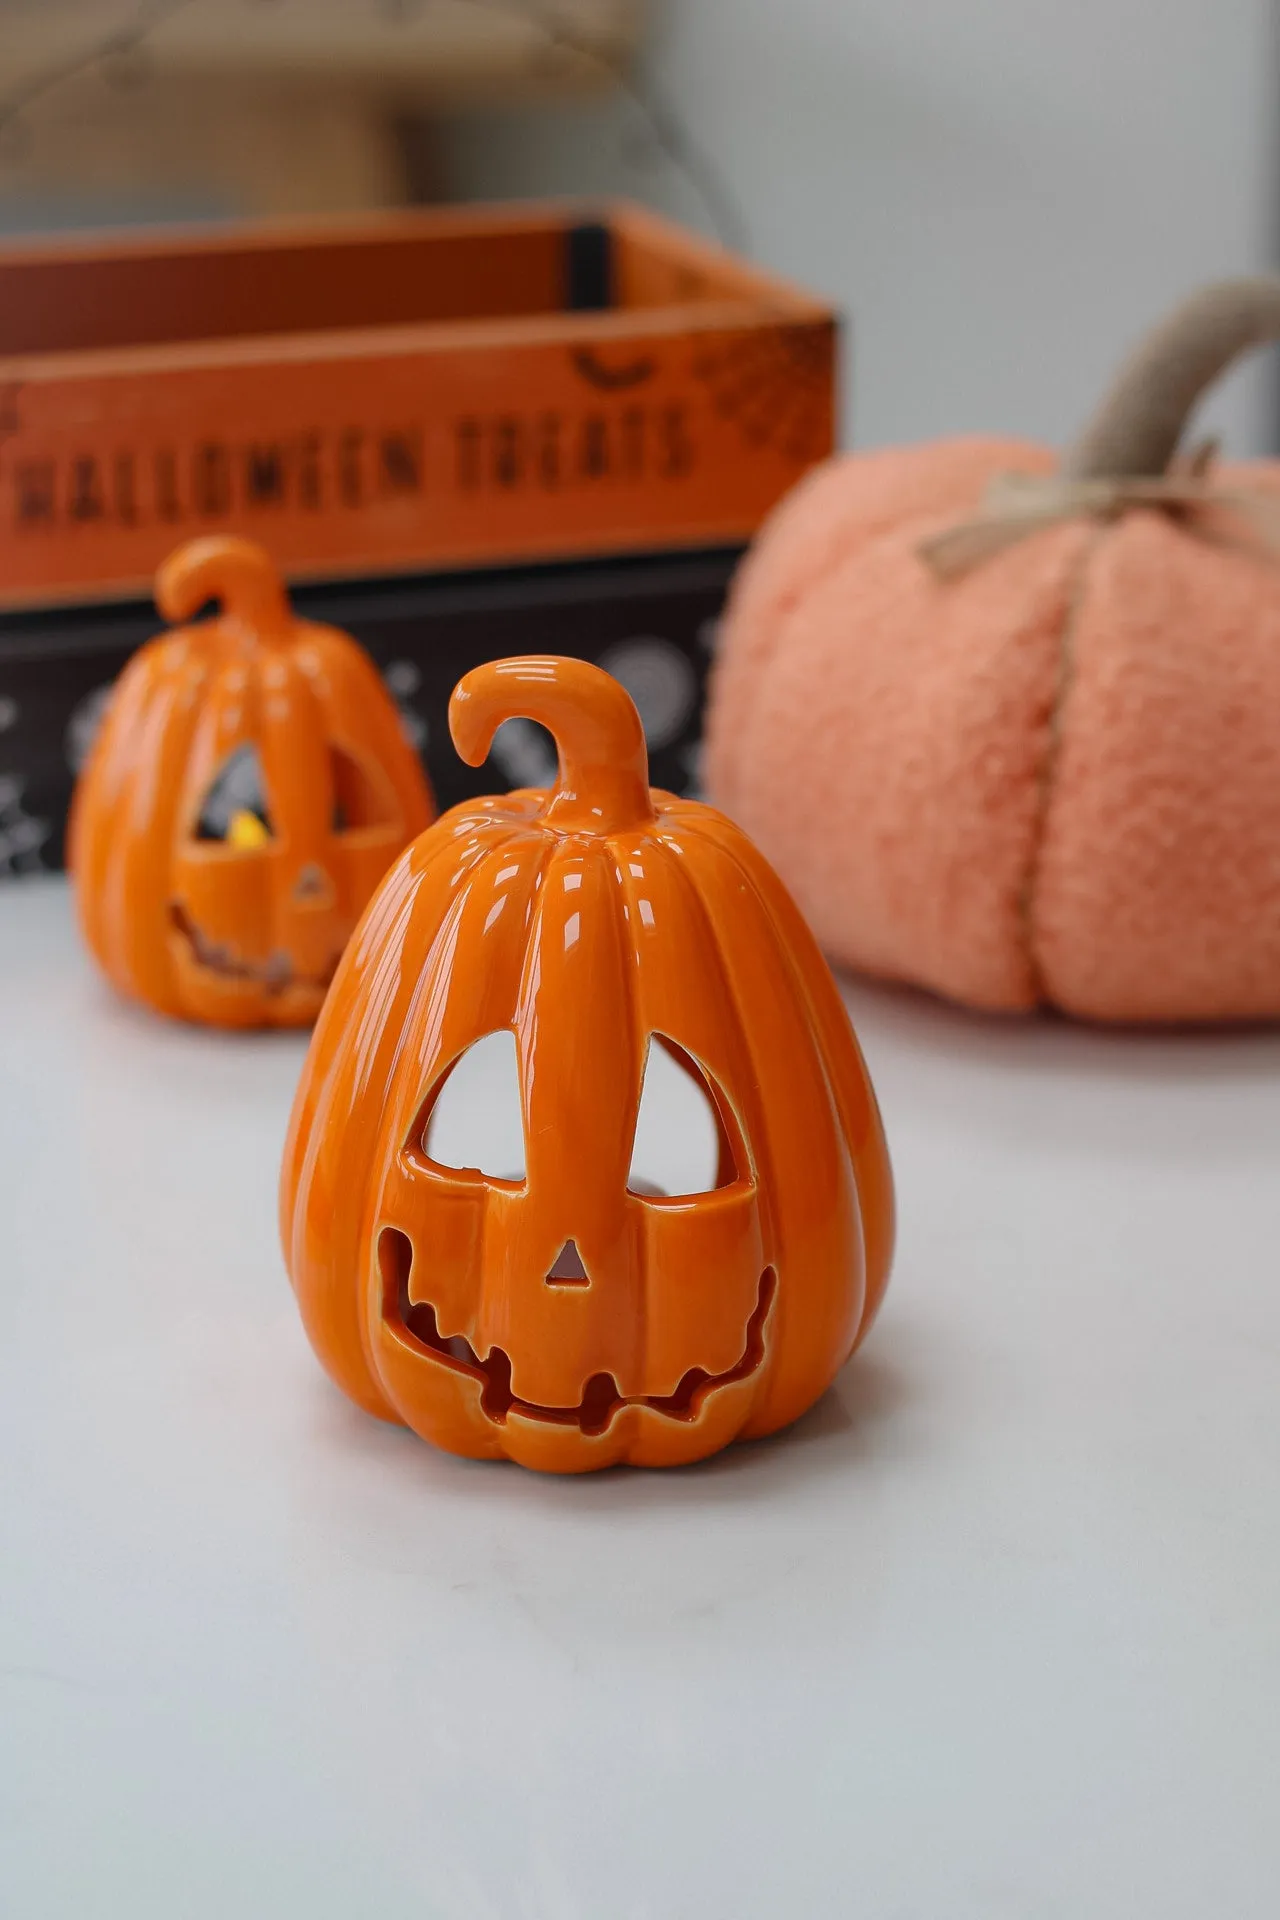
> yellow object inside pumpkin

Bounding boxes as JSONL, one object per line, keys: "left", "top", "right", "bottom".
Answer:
{"left": 227, "top": 808, "right": 270, "bottom": 850}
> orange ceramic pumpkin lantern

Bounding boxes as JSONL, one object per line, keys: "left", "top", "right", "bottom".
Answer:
{"left": 280, "top": 656, "right": 893, "bottom": 1472}
{"left": 70, "top": 535, "right": 434, "bottom": 1028}
{"left": 706, "top": 278, "right": 1280, "bottom": 1022}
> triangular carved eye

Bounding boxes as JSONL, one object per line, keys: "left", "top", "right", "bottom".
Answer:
{"left": 195, "top": 743, "right": 273, "bottom": 843}
{"left": 421, "top": 1030, "right": 526, "bottom": 1182}
{"left": 627, "top": 1036, "right": 738, "bottom": 1198}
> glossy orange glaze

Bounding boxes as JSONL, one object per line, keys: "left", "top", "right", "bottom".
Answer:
{"left": 69, "top": 536, "right": 434, "bottom": 1028}
{"left": 280, "top": 656, "right": 894, "bottom": 1471}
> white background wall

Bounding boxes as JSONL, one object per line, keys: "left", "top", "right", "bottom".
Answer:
{"left": 444, "top": 0, "right": 1279, "bottom": 456}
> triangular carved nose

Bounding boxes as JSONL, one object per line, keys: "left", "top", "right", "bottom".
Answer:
{"left": 292, "top": 861, "right": 334, "bottom": 906}
{"left": 546, "top": 1239, "right": 589, "bottom": 1286}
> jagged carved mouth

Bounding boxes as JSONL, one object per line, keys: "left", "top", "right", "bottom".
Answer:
{"left": 379, "top": 1226, "right": 775, "bottom": 1437}
{"left": 169, "top": 901, "right": 337, "bottom": 994}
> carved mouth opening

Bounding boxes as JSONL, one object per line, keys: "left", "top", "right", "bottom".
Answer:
{"left": 379, "top": 1226, "right": 775, "bottom": 1437}
{"left": 169, "top": 901, "right": 337, "bottom": 994}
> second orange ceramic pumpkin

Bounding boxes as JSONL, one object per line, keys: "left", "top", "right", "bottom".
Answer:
{"left": 70, "top": 536, "right": 434, "bottom": 1027}
{"left": 280, "top": 656, "right": 894, "bottom": 1472}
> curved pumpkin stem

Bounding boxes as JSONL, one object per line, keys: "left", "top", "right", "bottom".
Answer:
{"left": 155, "top": 536, "right": 294, "bottom": 642}
{"left": 450, "top": 655, "right": 656, "bottom": 833}
{"left": 1063, "top": 276, "right": 1280, "bottom": 480}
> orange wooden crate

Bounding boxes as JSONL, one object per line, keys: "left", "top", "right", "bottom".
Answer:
{"left": 0, "top": 201, "right": 837, "bottom": 611}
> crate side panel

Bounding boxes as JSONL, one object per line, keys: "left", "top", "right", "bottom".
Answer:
{"left": 0, "top": 319, "right": 834, "bottom": 604}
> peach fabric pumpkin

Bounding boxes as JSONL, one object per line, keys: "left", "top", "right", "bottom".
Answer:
{"left": 705, "top": 279, "right": 1280, "bottom": 1022}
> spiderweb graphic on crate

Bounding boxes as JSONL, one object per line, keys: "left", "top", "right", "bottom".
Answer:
{"left": 692, "top": 324, "right": 834, "bottom": 465}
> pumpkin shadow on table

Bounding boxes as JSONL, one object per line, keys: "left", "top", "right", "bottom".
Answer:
{"left": 418, "top": 1341, "right": 920, "bottom": 1510}
{"left": 307, "top": 1325, "right": 918, "bottom": 1497}
{"left": 295, "top": 1340, "right": 923, "bottom": 1661}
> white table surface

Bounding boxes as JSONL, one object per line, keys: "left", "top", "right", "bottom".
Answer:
{"left": 3, "top": 876, "right": 1279, "bottom": 1919}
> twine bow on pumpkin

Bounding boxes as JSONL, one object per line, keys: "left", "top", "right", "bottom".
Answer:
{"left": 917, "top": 276, "right": 1280, "bottom": 581}
{"left": 918, "top": 451, "right": 1280, "bottom": 581}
